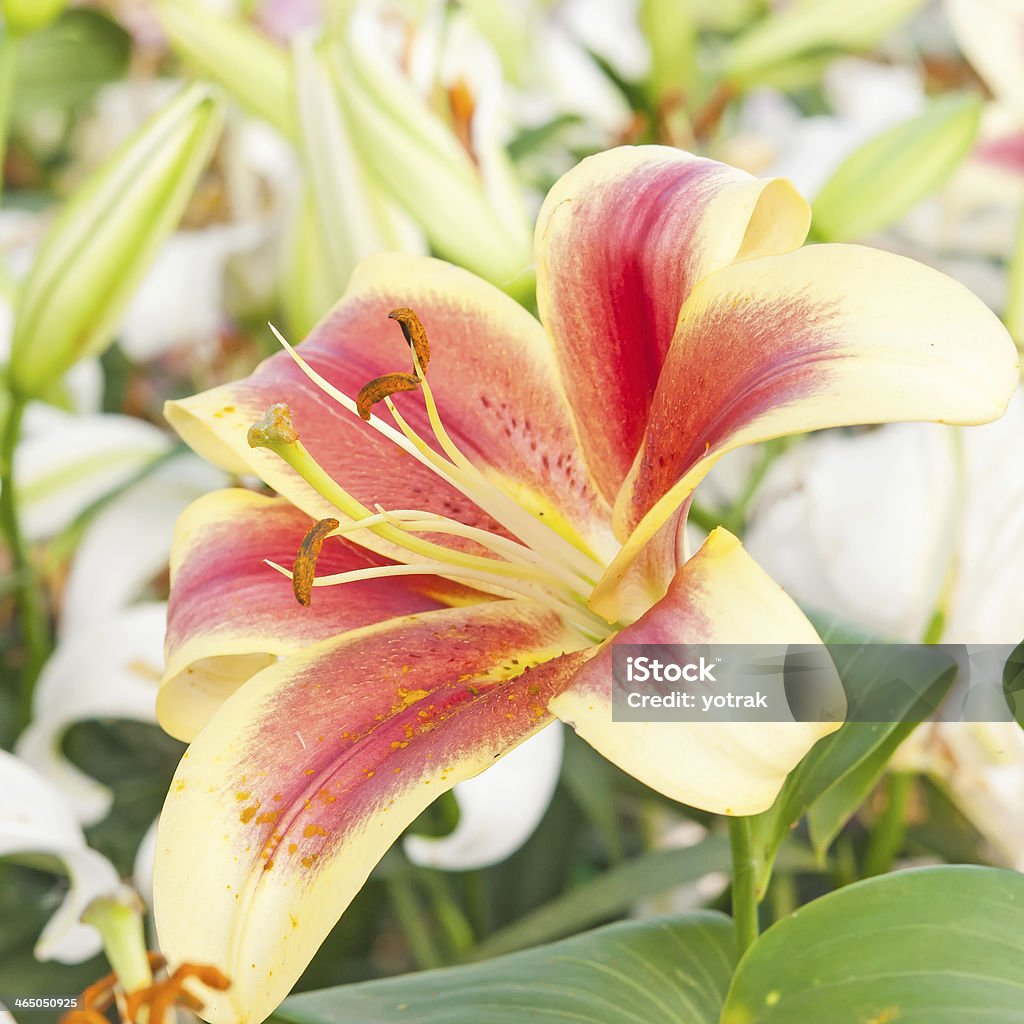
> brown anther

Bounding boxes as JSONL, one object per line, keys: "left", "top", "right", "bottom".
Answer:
{"left": 292, "top": 517, "right": 341, "bottom": 607}
{"left": 247, "top": 403, "right": 298, "bottom": 450}
{"left": 388, "top": 308, "right": 430, "bottom": 374}
{"left": 356, "top": 372, "right": 421, "bottom": 421}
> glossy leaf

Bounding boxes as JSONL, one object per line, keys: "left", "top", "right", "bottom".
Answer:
{"left": 722, "top": 866, "right": 1024, "bottom": 1023}
{"left": 748, "top": 615, "right": 958, "bottom": 895}
{"left": 274, "top": 913, "right": 735, "bottom": 1024}
{"left": 473, "top": 837, "right": 729, "bottom": 958}
{"left": 11, "top": 10, "right": 130, "bottom": 115}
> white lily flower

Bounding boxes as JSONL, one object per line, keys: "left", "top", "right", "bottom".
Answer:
{"left": 15, "top": 409, "right": 177, "bottom": 541}
{"left": 15, "top": 604, "right": 168, "bottom": 826}
{"left": 0, "top": 751, "right": 121, "bottom": 963}
{"left": 746, "top": 391, "right": 1024, "bottom": 643}
{"left": 742, "top": 391, "right": 1024, "bottom": 867}
{"left": 404, "top": 724, "right": 564, "bottom": 870}
{"left": 17, "top": 455, "right": 225, "bottom": 822}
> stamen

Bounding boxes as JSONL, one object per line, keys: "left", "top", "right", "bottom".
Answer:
{"left": 62, "top": 953, "right": 229, "bottom": 1024}
{"left": 265, "top": 559, "right": 609, "bottom": 640}
{"left": 292, "top": 518, "right": 341, "bottom": 607}
{"left": 388, "top": 307, "right": 430, "bottom": 372}
{"left": 356, "top": 372, "right": 421, "bottom": 421}
{"left": 267, "top": 323, "right": 607, "bottom": 586}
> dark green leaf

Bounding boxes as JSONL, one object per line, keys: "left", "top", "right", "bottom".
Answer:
{"left": 749, "top": 614, "right": 958, "bottom": 893}
{"left": 722, "top": 865, "right": 1024, "bottom": 1023}
{"left": 274, "top": 913, "right": 735, "bottom": 1024}
{"left": 12, "top": 10, "right": 131, "bottom": 116}
{"left": 473, "top": 837, "right": 729, "bottom": 958}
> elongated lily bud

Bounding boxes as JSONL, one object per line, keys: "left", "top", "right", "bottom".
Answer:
{"left": 8, "top": 82, "right": 223, "bottom": 398}
{"left": 155, "top": 0, "right": 294, "bottom": 139}
{"left": 333, "top": 8, "right": 532, "bottom": 297}
{"left": 1, "top": 0, "right": 66, "bottom": 34}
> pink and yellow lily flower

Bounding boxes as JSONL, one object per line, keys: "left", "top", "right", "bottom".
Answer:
{"left": 153, "top": 145, "right": 1017, "bottom": 1022}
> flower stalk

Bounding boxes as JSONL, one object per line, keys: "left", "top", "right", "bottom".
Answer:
{"left": 0, "top": 393, "right": 52, "bottom": 716}
{"left": 728, "top": 815, "right": 760, "bottom": 958}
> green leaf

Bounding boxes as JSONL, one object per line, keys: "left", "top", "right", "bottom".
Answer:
{"left": 722, "top": 865, "right": 1024, "bottom": 1023}
{"left": 11, "top": 9, "right": 130, "bottom": 116}
{"left": 811, "top": 92, "right": 982, "bottom": 241}
{"left": 805, "top": 731, "right": 908, "bottom": 862}
{"left": 274, "top": 913, "right": 735, "bottom": 1024}
{"left": 748, "top": 614, "right": 958, "bottom": 894}
{"left": 724, "top": 0, "right": 925, "bottom": 83}
{"left": 473, "top": 837, "right": 729, "bottom": 958}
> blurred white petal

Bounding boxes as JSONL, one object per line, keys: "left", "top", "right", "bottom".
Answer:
{"left": 896, "top": 722, "right": 1024, "bottom": 869}
{"left": 945, "top": 0, "right": 1024, "bottom": 113}
{"left": 133, "top": 819, "right": 160, "bottom": 910}
{"left": 728, "top": 58, "right": 925, "bottom": 196}
{"left": 945, "top": 389, "right": 1024, "bottom": 643}
{"left": 0, "top": 751, "right": 120, "bottom": 963}
{"left": 15, "top": 605, "right": 166, "bottom": 825}
{"left": 62, "top": 456, "right": 224, "bottom": 635}
{"left": 117, "top": 223, "right": 264, "bottom": 361}
{"left": 404, "top": 723, "right": 563, "bottom": 870}
{"left": 15, "top": 411, "right": 171, "bottom": 541}
{"left": 745, "top": 424, "right": 958, "bottom": 640}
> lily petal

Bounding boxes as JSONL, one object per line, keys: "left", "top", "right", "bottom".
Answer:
{"left": 403, "top": 723, "right": 564, "bottom": 870}
{"left": 165, "top": 252, "right": 614, "bottom": 561}
{"left": 153, "top": 601, "right": 590, "bottom": 1024}
{"left": 0, "top": 751, "right": 121, "bottom": 963}
{"left": 535, "top": 145, "right": 811, "bottom": 502}
{"left": 160, "top": 488, "right": 466, "bottom": 742}
{"left": 552, "top": 529, "right": 841, "bottom": 816}
{"left": 597, "top": 244, "right": 1018, "bottom": 619}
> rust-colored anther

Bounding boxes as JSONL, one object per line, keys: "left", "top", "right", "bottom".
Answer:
{"left": 62, "top": 953, "right": 230, "bottom": 1024}
{"left": 292, "top": 517, "right": 341, "bottom": 607}
{"left": 356, "top": 372, "right": 421, "bottom": 421}
{"left": 388, "top": 308, "right": 431, "bottom": 373}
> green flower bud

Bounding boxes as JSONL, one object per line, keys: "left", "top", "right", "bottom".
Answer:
{"left": 1, "top": 0, "right": 66, "bottom": 35}
{"left": 8, "top": 83, "right": 223, "bottom": 398}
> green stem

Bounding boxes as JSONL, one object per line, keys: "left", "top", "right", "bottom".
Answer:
{"left": 0, "top": 394, "right": 52, "bottom": 723}
{"left": 728, "top": 815, "right": 759, "bottom": 958}
{"left": 862, "top": 772, "right": 914, "bottom": 878}
{"left": 0, "top": 31, "right": 21, "bottom": 205}
{"left": 386, "top": 876, "right": 442, "bottom": 970}
{"left": 81, "top": 891, "right": 152, "bottom": 994}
